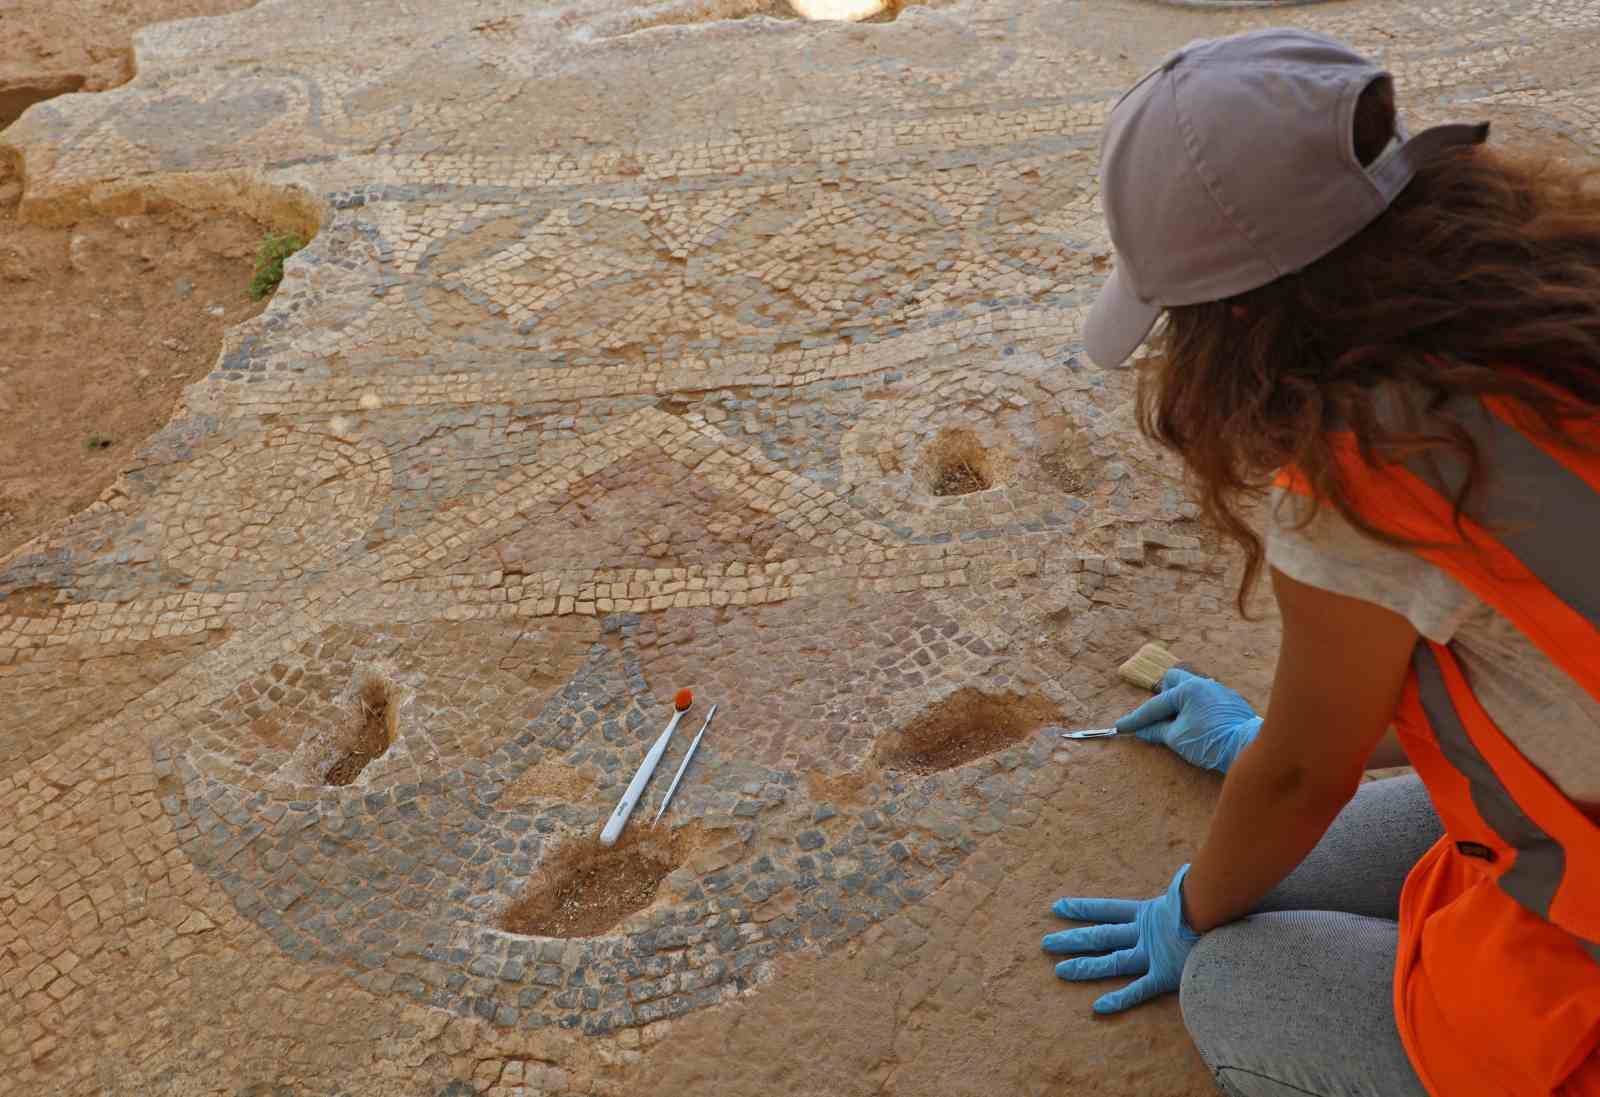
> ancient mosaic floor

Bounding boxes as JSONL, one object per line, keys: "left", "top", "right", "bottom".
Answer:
{"left": 4, "top": 1, "right": 1599, "bottom": 1094}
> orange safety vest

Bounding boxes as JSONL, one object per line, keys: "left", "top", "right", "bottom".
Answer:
{"left": 1278, "top": 392, "right": 1600, "bottom": 1097}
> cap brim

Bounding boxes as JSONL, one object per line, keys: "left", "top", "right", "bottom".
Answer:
{"left": 1084, "top": 266, "right": 1161, "bottom": 369}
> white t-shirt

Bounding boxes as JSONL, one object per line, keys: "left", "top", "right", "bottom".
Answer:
{"left": 1267, "top": 488, "right": 1600, "bottom": 806}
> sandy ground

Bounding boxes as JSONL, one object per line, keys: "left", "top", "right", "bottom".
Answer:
{"left": 0, "top": 156, "right": 273, "bottom": 558}
{"left": 0, "top": 0, "right": 271, "bottom": 558}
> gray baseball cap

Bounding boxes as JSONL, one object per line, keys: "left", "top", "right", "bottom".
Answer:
{"left": 1085, "top": 28, "right": 1489, "bottom": 369}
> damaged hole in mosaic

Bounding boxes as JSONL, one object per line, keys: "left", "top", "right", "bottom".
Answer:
{"left": 875, "top": 688, "right": 1062, "bottom": 774}
{"left": 925, "top": 427, "right": 996, "bottom": 497}
{"left": 1037, "top": 424, "right": 1096, "bottom": 496}
{"left": 324, "top": 674, "right": 397, "bottom": 786}
{"left": 499, "top": 834, "right": 680, "bottom": 939}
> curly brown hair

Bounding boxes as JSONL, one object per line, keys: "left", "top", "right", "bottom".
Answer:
{"left": 1140, "top": 80, "right": 1600, "bottom": 613}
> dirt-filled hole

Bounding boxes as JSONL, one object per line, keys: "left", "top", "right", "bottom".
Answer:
{"left": 1039, "top": 439, "right": 1092, "bottom": 495}
{"left": 875, "top": 688, "right": 1062, "bottom": 774}
{"left": 923, "top": 427, "right": 995, "bottom": 497}
{"left": 499, "top": 833, "right": 681, "bottom": 938}
{"left": 324, "top": 675, "right": 397, "bottom": 786}
{"left": 1034, "top": 414, "right": 1097, "bottom": 496}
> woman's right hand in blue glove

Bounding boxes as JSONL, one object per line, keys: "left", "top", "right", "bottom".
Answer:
{"left": 1115, "top": 667, "right": 1262, "bottom": 773}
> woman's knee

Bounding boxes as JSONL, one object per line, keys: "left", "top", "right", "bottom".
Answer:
{"left": 1180, "top": 923, "right": 1332, "bottom": 1096}
{"left": 1175, "top": 912, "right": 1423, "bottom": 1097}
{"left": 1179, "top": 921, "right": 1251, "bottom": 1057}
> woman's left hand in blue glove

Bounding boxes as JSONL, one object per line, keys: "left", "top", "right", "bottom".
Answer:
{"left": 1042, "top": 864, "right": 1202, "bottom": 1014}
{"left": 1116, "top": 668, "right": 1261, "bottom": 774}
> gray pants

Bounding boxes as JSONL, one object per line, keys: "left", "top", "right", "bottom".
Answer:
{"left": 1180, "top": 776, "right": 1441, "bottom": 1097}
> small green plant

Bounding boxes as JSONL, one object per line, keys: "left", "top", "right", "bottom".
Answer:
{"left": 85, "top": 435, "right": 114, "bottom": 451}
{"left": 249, "top": 231, "right": 306, "bottom": 300}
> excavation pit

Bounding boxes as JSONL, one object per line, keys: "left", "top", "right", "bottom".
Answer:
{"left": 499, "top": 834, "right": 681, "bottom": 939}
{"left": 1039, "top": 441, "right": 1092, "bottom": 495}
{"left": 323, "top": 675, "right": 397, "bottom": 786}
{"left": 1034, "top": 415, "right": 1098, "bottom": 496}
{"left": 922, "top": 428, "right": 997, "bottom": 497}
{"left": 876, "top": 689, "right": 1062, "bottom": 774}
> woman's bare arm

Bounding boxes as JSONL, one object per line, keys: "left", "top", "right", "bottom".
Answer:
{"left": 1181, "top": 567, "right": 1419, "bottom": 932}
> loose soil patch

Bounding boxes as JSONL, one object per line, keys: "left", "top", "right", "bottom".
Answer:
{"left": 0, "top": 157, "right": 276, "bottom": 558}
{"left": 500, "top": 760, "right": 597, "bottom": 806}
{"left": 875, "top": 688, "right": 1061, "bottom": 774}
{"left": 323, "top": 676, "right": 396, "bottom": 786}
{"left": 1039, "top": 442, "right": 1091, "bottom": 495}
{"left": 924, "top": 427, "right": 995, "bottom": 497}
{"left": 1035, "top": 414, "right": 1096, "bottom": 496}
{"left": 500, "top": 834, "right": 680, "bottom": 938}
{"left": 1, "top": 0, "right": 284, "bottom": 559}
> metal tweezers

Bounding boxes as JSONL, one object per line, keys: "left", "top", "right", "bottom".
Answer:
{"left": 1060, "top": 727, "right": 1118, "bottom": 739}
{"left": 654, "top": 703, "right": 717, "bottom": 822}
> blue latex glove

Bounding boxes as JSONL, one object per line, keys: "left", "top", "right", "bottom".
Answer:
{"left": 1115, "top": 667, "right": 1262, "bottom": 773}
{"left": 1043, "top": 864, "right": 1202, "bottom": 1014}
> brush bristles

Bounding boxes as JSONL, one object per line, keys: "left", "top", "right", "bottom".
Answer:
{"left": 1118, "top": 643, "right": 1181, "bottom": 691}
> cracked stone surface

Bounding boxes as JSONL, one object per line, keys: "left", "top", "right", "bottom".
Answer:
{"left": 2, "top": 0, "right": 1597, "bottom": 1094}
